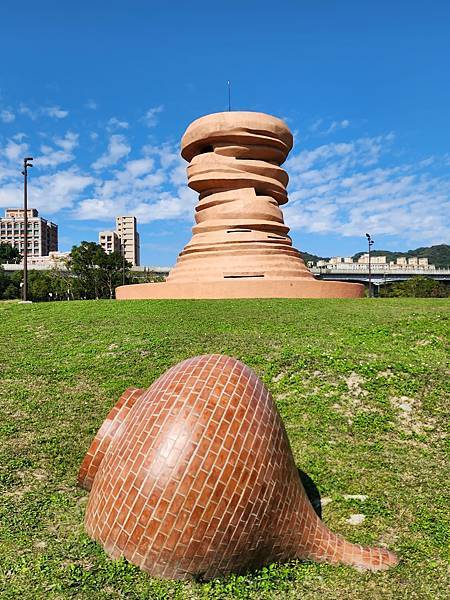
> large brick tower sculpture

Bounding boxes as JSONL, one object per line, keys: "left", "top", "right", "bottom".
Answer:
{"left": 116, "top": 112, "right": 364, "bottom": 299}
{"left": 79, "top": 355, "right": 398, "bottom": 579}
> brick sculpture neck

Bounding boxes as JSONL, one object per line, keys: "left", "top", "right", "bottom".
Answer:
{"left": 116, "top": 112, "right": 364, "bottom": 298}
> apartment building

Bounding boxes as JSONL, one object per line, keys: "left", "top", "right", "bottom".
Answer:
{"left": 99, "top": 230, "right": 121, "bottom": 255}
{"left": 0, "top": 208, "right": 58, "bottom": 258}
{"left": 357, "top": 254, "right": 387, "bottom": 264}
{"left": 316, "top": 254, "right": 435, "bottom": 270}
{"left": 98, "top": 216, "right": 140, "bottom": 266}
{"left": 116, "top": 216, "right": 140, "bottom": 266}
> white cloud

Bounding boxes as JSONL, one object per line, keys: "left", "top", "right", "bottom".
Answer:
{"left": 3, "top": 139, "right": 30, "bottom": 162}
{"left": 73, "top": 198, "right": 124, "bottom": 221}
{"left": 0, "top": 109, "right": 15, "bottom": 123}
{"left": 142, "top": 105, "right": 163, "bottom": 127}
{"left": 73, "top": 142, "right": 191, "bottom": 223}
{"left": 1, "top": 102, "right": 446, "bottom": 252}
{"left": 0, "top": 164, "right": 17, "bottom": 183}
{"left": 92, "top": 134, "right": 131, "bottom": 170}
{"left": 84, "top": 99, "right": 98, "bottom": 110}
{"left": 17, "top": 104, "right": 68, "bottom": 119}
{"left": 33, "top": 132, "right": 79, "bottom": 168}
{"left": 54, "top": 131, "right": 79, "bottom": 152}
{"left": 309, "top": 118, "right": 351, "bottom": 136}
{"left": 107, "top": 117, "right": 129, "bottom": 131}
{"left": 284, "top": 134, "right": 450, "bottom": 243}
{"left": 125, "top": 158, "right": 154, "bottom": 177}
{"left": 169, "top": 161, "right": 186, "bottom": 186}
{"left": 132, "top": 187, "right": 197, "bottom": 223}
{"left": 324, "top": 119, "right": 350, "bottom": 134}
{"left": 43, "top": 106, "right": 69, "bottom": 119}
{"left": 0, "top": 168, "right": 94, "bottom": 213}
{"left": 37, "top": 145, "right": 70, "bottom": 168}
{"left": 143, "top": 143, "right": 178, "bottom": 168}
{"left": 36, "top": 147, "right": 71, "bottom": 168}
{"left": 287, "top": 135, "right": 390, "bottom": 174}
{"left": 309, "top": 119, "right": 323, "bottom": 133}
{"left": 18, "top": 104, "right": 36, "bottom": 119}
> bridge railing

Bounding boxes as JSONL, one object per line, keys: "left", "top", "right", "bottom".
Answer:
{"left": 311, "top": 267, "right": 450, "bottom": 275}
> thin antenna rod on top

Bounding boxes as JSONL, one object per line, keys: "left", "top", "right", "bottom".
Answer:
{"left": 227, "top": 80, "right": 231, "bottom": 111}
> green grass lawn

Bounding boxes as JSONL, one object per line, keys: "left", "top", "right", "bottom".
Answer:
{"left": 0, "top": 298, "right": 448, "bottom": 599}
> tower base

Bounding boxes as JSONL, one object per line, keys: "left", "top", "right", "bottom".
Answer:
{"left": 116, "top": 279, "right": 364, "bottom": 300}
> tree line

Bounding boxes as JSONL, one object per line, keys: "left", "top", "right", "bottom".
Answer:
{"left": 0, "top": 242, "right": 448, "bottom": 301}
{"left": 378, "top": 276, "right": 448, "bottom": 298}
{"left": 0, "top": 241, "right": 137, "bottom": 301}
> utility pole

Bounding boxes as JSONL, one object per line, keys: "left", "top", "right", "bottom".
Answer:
{"left": 365, "top": 233, "right": 374, "bottom": 298}
{"left": 22, "top": 157, "right": 33, "bottom": 302}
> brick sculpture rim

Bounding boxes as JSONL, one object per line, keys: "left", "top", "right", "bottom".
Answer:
{"left": 79, "top": 354, "right": 398, "bottom": 579}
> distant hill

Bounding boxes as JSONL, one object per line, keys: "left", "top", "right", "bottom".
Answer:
{"left": 302, "top": 244, "right": 450, "bottom": 267}
{"left": 299, "top": 251, "right": 330, "bottom": 264}
{"left": 352, "top": 244, "right": 450, "bottom": 268}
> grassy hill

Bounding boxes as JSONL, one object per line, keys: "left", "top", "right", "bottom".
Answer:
{"left": 0, "top": 299, "right": 448, "bottom": 599}
{"left": 299, "top": 251, "right": 330, "bottom": 264}
{"left": 352, "top": 244, "right": 450, "bottom": 267}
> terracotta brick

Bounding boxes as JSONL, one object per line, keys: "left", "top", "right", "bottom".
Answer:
{"left": 80, "top": 354, "right": 398, "bottom": 579}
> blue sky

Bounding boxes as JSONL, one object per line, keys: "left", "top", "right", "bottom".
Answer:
{"left": 1, "top": 0, "right": 449, "bottom": 265}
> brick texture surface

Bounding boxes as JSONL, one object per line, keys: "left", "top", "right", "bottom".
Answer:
{"left": 78, "top": 387, "right": 144, "bottom": 492}
{"left": 80, "top": 355, "right": 398, "bottom": 579}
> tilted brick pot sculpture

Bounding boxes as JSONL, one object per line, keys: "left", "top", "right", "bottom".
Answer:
{"left": 79, "top": 355, "right": 398, "bottom": 579}
{"left": 116, "top": 112, "right": 364, "bottom": 299}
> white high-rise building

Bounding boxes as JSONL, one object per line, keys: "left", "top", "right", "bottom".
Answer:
{"left": 98, "top": 216, "right": 140, "bottom": 266}
{"left": 116, "top": 216, "right": 140, "bottom": 266}
{"left": 99, "top": 230, "right": 121, "bottom": 255}
{"left": 0, "top": 208, "right": 58, "bottom": 258}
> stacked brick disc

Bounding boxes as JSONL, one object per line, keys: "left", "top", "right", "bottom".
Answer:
{"left": 78, "top": 355, "right": 398, "bottom": 579}
{"left": 116, "top": 112, "right": 364, "bottom": 299}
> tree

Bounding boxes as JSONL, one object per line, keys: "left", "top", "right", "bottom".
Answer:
{"left": 0, "top": 265, "right": 7, "bottom": 297}
{"left": 69, "top": 242, "right": 131, "bottom": 299}
{"left": 2, "top": 283, "right": 19, "bottom": 299}
{"left": 70, "top": 242, "right": 105, "bottom": 299}
{"left": 0, "top": 267, "right": 20, "bottom": 300}
{"left": 48, "top": 256, "right": 74, "bottom": 300}
{"left": 98, "top": 251, "right": 132, "bottom": 299}
{"left": 380, "top": 276, "right": 448, "bottom": 298}
{"left": 28, "top": 271, "right": 53, "bottom": 302}
{"left": 0, "top": 243, "right": 21, "bottom": 264}
{"left": 143, "top": 270, "right": 165, "bottom": 283}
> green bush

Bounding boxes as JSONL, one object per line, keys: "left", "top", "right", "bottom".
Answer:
{"left": 380, "top": 276, "right": 448, "bottom": 298}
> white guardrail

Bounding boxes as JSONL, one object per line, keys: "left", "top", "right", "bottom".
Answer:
{"left": 1, "top": 263, "right": 172, "bottom": 273}
{"left": 2, "top": 263, "right": 449, "bottom": 276}
{"left": 311, "top": 267, "right": 450, "bottom": 275}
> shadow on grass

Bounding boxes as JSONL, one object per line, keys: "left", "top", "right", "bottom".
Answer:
{"left": 298, "top": 468, "right": 322, "bottom": 519}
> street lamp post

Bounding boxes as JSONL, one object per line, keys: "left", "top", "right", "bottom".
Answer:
{"left": 22, "top": 157, "right": 33, "bottom": 302}
{"left": 365, "top": 233, "right": 374, "bottom": 298}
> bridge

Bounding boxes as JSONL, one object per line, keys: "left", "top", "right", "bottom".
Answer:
{"left": 311, "top": 266, "right": 450, "bottom": 286}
